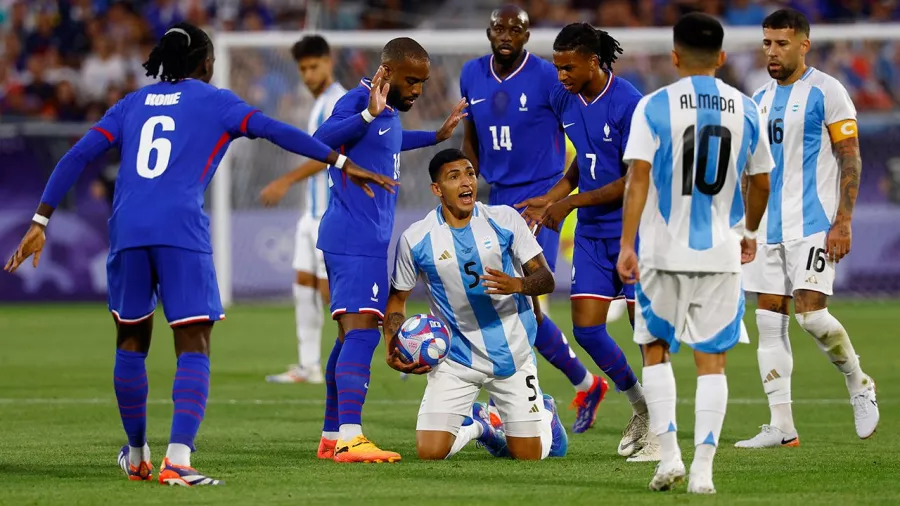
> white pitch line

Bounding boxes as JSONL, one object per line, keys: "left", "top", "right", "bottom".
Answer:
{"left": 0, "top": 397, "right": 872, "bottom": 406}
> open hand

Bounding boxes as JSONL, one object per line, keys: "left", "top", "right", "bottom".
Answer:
{"left": 4, "top": 223, "right": 46, "bottom": 274}
{"left": 343, "top": 159, "right": 400, "bottom": 197}
{"left": 826, "top": 218, "right": 852, "bottom": 263}
{"left": 481, "top": 266, "right": 523, "bottom": 295}
{"left": 542, "top": 198, "right": 574, "bottom": 232}
{"left": 368, "top": 66, "right": 390, "bottom": 118}
{"left": 436, "top": 98, "right": 469, "bottom": 142}
{"left": 616, "top": 246, "right": 640, "bottom": 285}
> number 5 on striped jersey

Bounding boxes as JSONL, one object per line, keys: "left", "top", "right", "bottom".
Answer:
{"left": 586, "top": 153, "right": 597, "bottom": 180}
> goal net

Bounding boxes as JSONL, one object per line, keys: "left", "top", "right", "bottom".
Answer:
{"left": 212, "top": 25, "right": 900, "bottom": 305}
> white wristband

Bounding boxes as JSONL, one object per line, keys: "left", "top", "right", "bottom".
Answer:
{"left": 334, "top": 154, "right": 347, "bottom": 170}
{"left": 743, "top": 228, "right": 758, "bottom": 240}
{"left": 361, "top": 109, "right": 376, "bottom": 123}
{"left": 32, "top": 213, "right": 49, "bottom": 227}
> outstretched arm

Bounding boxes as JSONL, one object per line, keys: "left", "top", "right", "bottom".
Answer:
{"left": 541, "top": 175, "right": 625, "bottom": 232}
{"left": 260, "top": 159, "right": 328, "bottom": 206}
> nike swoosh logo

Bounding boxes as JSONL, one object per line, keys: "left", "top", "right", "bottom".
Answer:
{"left": 781, "top": 437, "right": 798, "bottom": 445}
{"left": 364, "top": 382, "right": 369, "bottom": 389}
{"left": 470, "top": 98, "right": 486, "bottom": 105}
{"left": 563, "top": 123, "right": 575, "bottom": 129}
{"left": 378, "top": 128, "right": 391, "bottom": 135}
{"left": 619, "top": 440, "right": 636, "bottom": 451}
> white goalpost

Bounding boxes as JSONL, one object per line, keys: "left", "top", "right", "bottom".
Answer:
{"left": 212, "top": 24, "right": 900, "bottom": 307}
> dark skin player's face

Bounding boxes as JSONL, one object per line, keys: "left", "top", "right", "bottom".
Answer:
{"left": 488, "top": 16, "right": 529, "bottom": 66}
{"left": 298, "top": 55, "right": 333, "bottom": 95}
{"left": 432, "top": 159, "right": 478, "bottom": 215}
{"left": 553, "top": 49, "right": 596, "bottom": 95}
{"left": 384, "top": 59, "right": 430, "bottom": 112}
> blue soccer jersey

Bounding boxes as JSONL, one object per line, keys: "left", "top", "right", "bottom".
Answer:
{"left": 459, "top": 51, "right": 566, "bottom": 191}
{"left": 549, "top": 71, "right": 643, "bottom": 239}
{"left": 315, "top": 78, "right": 438, "bottom": 259}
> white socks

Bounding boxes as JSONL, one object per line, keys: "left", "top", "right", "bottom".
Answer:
{"left": 575, "top": 371, "right": 594, "bottom": 393}
{"left": 643, "top": 363, "right": 679, "bottom": 463}
{"left": 446, "top": 420, "right": 482, "bottom": 459}
{"left": 756, "top": 309, "right": 796, "bottom": 433}
{"left": 129, "top": 444, "right": 151, "bottom": 467}
{"left": 693, "top": 374, "right": 728, "bottom": 476}
{"left": 339, "top": 424, "right": 362, "bottom": 441}
{"left": 796, "top": 308, "right": 868, "bottom": 394}
{"left": 294, "top": 283, "right": 323, "bottom": 370}
{"left": 624, "top": 382, "right": 648, "bottom": 415}
{"left": 166, "top": 443, "right": 191, "bottom": 467}
{"left": 322, "top": 431, "right": 339, "bottom": 441}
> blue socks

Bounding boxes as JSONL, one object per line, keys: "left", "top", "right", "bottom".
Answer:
{"left": 169, "top": 352, "right": 210, "bottom": 451}
{"left": 114, "top": 349, "right": 149, "bottom": 448}
{"left": 534, "top": 317, "right": 589, "bottom": 387}
{"left": 573, "top": 324, "right": 638, "bottom": 392}
{"left": 323, "top": 338, "right": 342, "bottom": 435}
{"left": 335, "top": 329, "right": 380, "bottom": 427}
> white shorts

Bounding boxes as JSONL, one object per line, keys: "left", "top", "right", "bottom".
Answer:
{"left": 634, "top": 268, "right": 747, "bottom": 354}
{"left": 292, "top": 214, "right": 327, "bottom": 279}
{"left": 416, "top": 358, "right": 548, "bottom": 438}
{"left": 742, "top": 231, "right": 834, "bottom": 296}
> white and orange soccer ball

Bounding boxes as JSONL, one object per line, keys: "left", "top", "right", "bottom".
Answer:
{"left": 395, "top": 314, "right": 451, "bottom": 367}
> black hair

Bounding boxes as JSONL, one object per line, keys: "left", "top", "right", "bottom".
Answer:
{"left": 763, "top": 8, "right": 811, "bottom": 37}
{"left": 143, "top": 22, "right": 212, "bottom": 82}
{"left": 673, "top": 13, "right": 724, "bottom": 57}
{"left": 428, "top": 148, "right": 470, "bottom": 182}
{"left": 552, "top": 23, "right": 622, "bottom": 71}
{"left": 381, "top": 37, "right": 429, "bottom": 64}
{"left": 291, "top": 35, "right": 331, "bottom": 62}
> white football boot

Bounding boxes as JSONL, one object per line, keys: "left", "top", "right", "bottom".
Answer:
{"left": 734, "top": 424, "right": 799, "bottom": 448}
{"left": 648, "top": 459, "right": 686, "bottom": 492}
{"left": 618, "top": 413, "right": 649, "bottom": 457}
{"left": 851, "top": 378, "right": 879, "bottom": 439}
{"left": 626, "top": 430, "right": 661, "bottom": 462}
{"left": 687, "top": 467, "right": 716, "bottom": 495}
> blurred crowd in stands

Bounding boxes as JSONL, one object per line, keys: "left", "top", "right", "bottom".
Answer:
{"left": 2, "top": 0, "right": 900, "bottom": 124}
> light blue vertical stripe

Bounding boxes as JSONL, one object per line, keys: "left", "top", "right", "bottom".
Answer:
{"left": 413, "top": 233, "right": 472, "bottom": 367}
{"left": 767, "top": 85, "right": 792, "bottom": 244}
{"left": 452, "top": 226, "right": 515, "bottom": 377}
{"left": 688, "top": 76, "right": 720, "bottom": 250}
{"left": 645, "top": 90, "right": 672, "bottom": 223}
{"left": 801, "top": 87, "right": 831, "bottom": 237}
{"left": 731, "top": 96, "right": 757, "bottom": 227}
{"left": 488, "top": 218, "right": 538, "bottom": 348}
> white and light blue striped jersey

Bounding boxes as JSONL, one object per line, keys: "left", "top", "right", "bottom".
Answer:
{"left": 392, "top": 203, "right": 543, "bottom": 378}
{"left": 304, "top": 81, "right": 346, "bottom": 219}
{"left": 623, "top": 75, "right": 774, "bottom": 273}
{"left": 751, "top": 67, "right": 857, "bottom": 244}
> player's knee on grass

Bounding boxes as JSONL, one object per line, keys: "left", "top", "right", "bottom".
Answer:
{"left": 416, "top": 430, "right": 455, "bottom": 460}
{"left": 642, "top": 340, "right": 669, "bottom": 367}
{"left": 758, "top": 293, "right": 792, "bottom": 315}
{"left": 793, "top": 289, "right": 828, "bottom": 315}
{"left": 506, "top": 436, "right": 542, "bottom": 460}
{"left": 173, "top": 322, "right": 213, "bottom": 356}
{"left": 116, "top": 317, "right": 154, "bottom": 353}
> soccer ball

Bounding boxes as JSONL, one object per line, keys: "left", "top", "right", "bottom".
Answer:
{"left": 395, "top": 314, "right": 451, "bottom": 367}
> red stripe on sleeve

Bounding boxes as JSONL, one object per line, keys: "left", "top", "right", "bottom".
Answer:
{"left": 240, "top": 110, "right": 260, "bottom": 134}
{"left": 91, "top": 127, "right": 114, "bottom": 142}
{"left": 199, "top": 133, "right": 232, "bottom": 182}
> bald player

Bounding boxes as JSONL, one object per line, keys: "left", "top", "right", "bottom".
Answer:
{"left": 459, "top": 5, "right": 608, "bottom": 435}
{"left": 311, "top": 37, "right": 468, "bottom": 463}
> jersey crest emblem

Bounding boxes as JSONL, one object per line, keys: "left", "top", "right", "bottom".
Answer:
{"left": 519, "top": 93, "right": 528, "bottom": 112}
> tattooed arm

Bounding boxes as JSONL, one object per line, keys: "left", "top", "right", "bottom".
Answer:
{"left": 383, "top": 287, "right": 432, "bottom": 374}
{"left": 827, "top": 135, "right": 861, "bottom": 262}
{"left": 480, "top": 253, "right": 555, "bottom": 297}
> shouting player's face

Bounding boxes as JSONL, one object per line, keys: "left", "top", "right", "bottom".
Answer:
{"left": 553, "top": 49, "right": 597, "bottom": 95}
{"left": 762, "top": 27, "right": 810, "bottom": 82}
{"left": 384, "top": 59, "right": 430, "bottom": 112}
{"left": 487, "top": 13, "right": 529, "bottom": 67}
{"left": 297, "top": 56, "right": 333, "bottom": 96}
{"left": 432, "top": 159, "right": 478, "bottom": 214}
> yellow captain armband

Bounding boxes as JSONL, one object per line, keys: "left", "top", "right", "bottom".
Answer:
{"left": 827, "top": 119, "right": 858, "bottom": 143}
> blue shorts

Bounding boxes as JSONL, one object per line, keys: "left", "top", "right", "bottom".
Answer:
{"left": 107, "top": 247, "right": 224, "bottom": 326}
{"left": 570, "top": 234, "right": 635, "bottom": 302}
{"left": 488, "top": 180, "right": 560, "bottom": 272}
{"left": 323, "top": 252, "right": 388, "bottom": 320}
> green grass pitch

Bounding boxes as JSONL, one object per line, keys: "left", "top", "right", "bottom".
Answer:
{"left": 0, "top": 300, "right": 898, "bottom": 505}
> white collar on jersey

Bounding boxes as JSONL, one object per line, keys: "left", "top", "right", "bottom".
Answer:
{"left": 578, "top": 69, "right": 614, "bottom": 106}
{"left": 435, "top": 203, "right": 480, "bottom": 226}
{"left": 489, "top": 50, "right": 531, "bottom": 84}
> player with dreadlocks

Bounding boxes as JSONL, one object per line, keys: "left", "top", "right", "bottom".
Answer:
{"left": 517, "top": 22, "right": 657, "bottom": 462}
{"left": 4, "top": 22, "right": 393, "bottom": 486}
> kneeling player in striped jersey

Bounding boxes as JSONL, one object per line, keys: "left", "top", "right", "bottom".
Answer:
{"left": 384, "top": 149, "right": 567, "bottom": 460}
{"left": 618, "top": 13, "right": 773, "bottom": 493}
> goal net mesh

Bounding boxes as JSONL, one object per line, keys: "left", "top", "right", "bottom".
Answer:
{"left": 213, "top": 27, "right": 900, "bottom": 303}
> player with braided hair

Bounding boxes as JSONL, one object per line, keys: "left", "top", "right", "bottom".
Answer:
{"left": 517, "top": 22, "right": 656, "bottom": 461}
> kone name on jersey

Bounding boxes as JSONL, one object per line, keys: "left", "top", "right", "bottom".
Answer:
{"left": 145, "top": 92, "right": 182, "bottom": 106}
{"left": 679, "top": 93, "right": 735, "bottom": 113}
